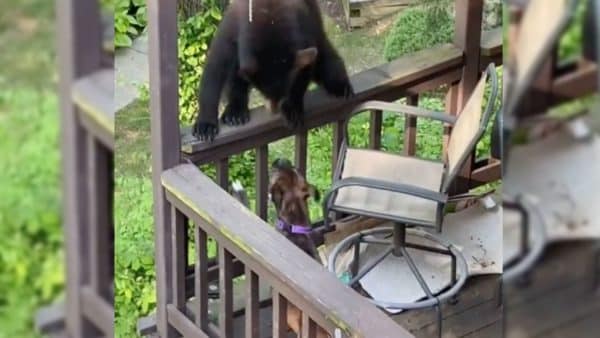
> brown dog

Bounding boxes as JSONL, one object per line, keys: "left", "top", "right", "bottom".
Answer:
{"left": 268, "top": 158, "right": 330, "bottom": 338}
{"left": 269, "top": 158, "right": 325, "bottom": 258}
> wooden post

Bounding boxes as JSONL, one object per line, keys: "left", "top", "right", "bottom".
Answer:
{"left": 56, "top": 0, "right": 102, "bottom": 336}
{"left": 446, "top": 0, "right": 484, "bottom": 193}
{"left": 148, "top": 0, "right": 181, "bottom": 336}
{"left": 369, "top": 110, "right": 382, "bottom": 150}
{"left": 404, "top": 94, "right": 418, "bottom": 156}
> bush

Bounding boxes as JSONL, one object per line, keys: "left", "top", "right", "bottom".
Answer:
{"left": 383, "top": 5, "right": 454, "bottom": 61}
{"left": 114, "top": 0, "right": 147, "bottom": 47}
{"left": 114, "top": 175, "right": 157, "bottom": 337}
{"left": 0, "top": 89, "right": 63, "bottom": 337}
{"left": 177, "top": 4, "right": 222, "bottom": 124}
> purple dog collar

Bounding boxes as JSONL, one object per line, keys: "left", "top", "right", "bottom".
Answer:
{"left": 276, "top": 219, "right": 313, "bottom": 235}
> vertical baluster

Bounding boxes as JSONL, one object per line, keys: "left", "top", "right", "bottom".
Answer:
{"left": 444, "top": 85, "right": 458, "bottom": 158}
{"left": 295, "top": 131, "right": 308, "bottom": 176}
{"left": 301, "top": 312, "right": 317, "bottom": 338}
{"left": 272, "top": 291, "right": 288, "bottom": 338}
{"left": 216, "top": 157, "right": 229, "bottom": 189}
{"left": 194, "top": 226, "right": 209, "bottom": 331}
{"left": 245, "top": 266, "right": 260, "bottom": 338}
{"left": 332, "top": 120, "right": 345, "bottom": 181}
{"left": 88, "top": 136, "right": 112, "bottom": 300}
{"left": 172, "top": 206, "right": 187, "bottom": 310}
{"left": 256, "top": 145, "right": 268, "bottom": 220}
{"left": 215, "top": 158, "right": 228, "bottom": 266}
{"left": 219, "top": 247, "right": 234, "bottom": 337}
{"left": 404, "top": 94, "right": 418, "bottom": 156}
{"left": 369, "top": 109, "right": 382, "bottom": 150}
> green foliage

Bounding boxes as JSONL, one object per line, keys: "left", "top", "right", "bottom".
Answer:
{"left": 114, "top": 175, "right": 157, "bottom": 337}
{"left": 178, "top": 4, "right": 223, "bottom": 124}
{"left": 0, "top": 89, "right": 62, "bottom": 338}
{"left": 558, "top": 0, "right": 586, "bottom": 60}
{"left": 383, "top": 5, "right": 454, "bottom": 61}
{"left": 114, "top": 0, "right": 147, "bottom": 47}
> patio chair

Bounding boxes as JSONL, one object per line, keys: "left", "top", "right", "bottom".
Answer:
{"left": 324, "top": 63, "right": 499, "bottom": 311}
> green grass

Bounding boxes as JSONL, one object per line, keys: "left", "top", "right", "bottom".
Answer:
{"left": 0, "top": 1, "right": 63, "bottom": 337}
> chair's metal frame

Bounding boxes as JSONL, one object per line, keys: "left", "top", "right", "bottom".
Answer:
{"left": 502, "top": 195, "right": 547, "bottom": 283}
{"left": 323, "top": 64, "right": 498, "bottom": 335}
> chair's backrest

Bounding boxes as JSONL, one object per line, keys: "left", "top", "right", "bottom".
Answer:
{"left": 443, "top": 65, "right": 498, "bottom": 192}
{"left": 506, "top": 0, "right": 576, "bottom": 116}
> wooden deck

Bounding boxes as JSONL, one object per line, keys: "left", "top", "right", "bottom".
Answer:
{"left": 504, "top": 241, "right": 600, "bottom": 338}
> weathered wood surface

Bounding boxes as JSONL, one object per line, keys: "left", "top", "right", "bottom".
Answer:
{"left": 181, "top": 43, "right": 464, "bottom": 164}
{"left": 147, "top": 0, "right": 181, "bottom": 337}
{"left": 504, "top": 241, "right": 600, "bottom": 338}
{"left": 72, "top": 69, "right": 115, "bottom": 150}
{"left": 162, "top": 163, "right": 414, "bottom": 337}
{"left": 393, "top": 275, "right": 501, "bottom": 337}
{"left": 55, "top": 0, "right": 109, "bottom": 336}
{"left": 81, "top": 286, "right": 114, "bottom": 336}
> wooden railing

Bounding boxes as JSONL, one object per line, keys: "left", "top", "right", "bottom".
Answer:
{"left": 148, "top": 0, "right": 502, "bottom": 337}
{"left": 36, "top": 1, "right": 115, "bottom": 337}
{"left": 161, "top": 164, "right": 410, "bottom": 338}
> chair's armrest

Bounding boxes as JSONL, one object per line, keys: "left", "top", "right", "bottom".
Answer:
{"left": 349, "top": 101, "right": 457, "bottom": 124}
{"left": 324, "top": 176, "right": 448, "bottom": 205}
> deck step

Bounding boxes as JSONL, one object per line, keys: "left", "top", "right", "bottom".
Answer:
{"left": 72, "top": 68, "right": 115, "bottom": 150}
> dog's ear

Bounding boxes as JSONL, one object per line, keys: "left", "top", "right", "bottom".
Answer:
{"left": 308, "top": 184, "right": 320, "bottom": 201}
{"left": 269, "top": 181, "right": 284, "bottom": 210}
{"left": 272, "top": 158, "right": 293, "bottom": 170}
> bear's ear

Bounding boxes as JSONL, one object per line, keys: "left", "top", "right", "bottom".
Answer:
{"left": 294, "top": 47, "right": 318, "bottom": 69}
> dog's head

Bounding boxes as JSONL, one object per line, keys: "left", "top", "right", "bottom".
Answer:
{"left": 269, "top": 158, "right": 320, "bottom": 226}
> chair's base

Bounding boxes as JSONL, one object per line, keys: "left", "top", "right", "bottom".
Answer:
{"left": 328, "top": 224, "right": 468, "bottom": 311}
{"left": 503, "top": 195, "right": 547, "bottom": 283}
{"left": 328, "top": 224, "right": 468, "bottom": 338}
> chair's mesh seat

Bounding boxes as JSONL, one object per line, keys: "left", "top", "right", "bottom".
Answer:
{"left": 333, "top": 148, "right": 445, "bottom": 224}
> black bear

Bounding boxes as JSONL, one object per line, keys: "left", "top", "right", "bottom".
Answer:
{"left": 193, "top": 0, "right": 354, "bottom": 141}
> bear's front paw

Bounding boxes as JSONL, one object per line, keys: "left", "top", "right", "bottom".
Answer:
{"left": 193, "top": 121, "right": 219, "bottom": 142}
{"left": 221, "top": 104, "right": 250, "bottom": 126}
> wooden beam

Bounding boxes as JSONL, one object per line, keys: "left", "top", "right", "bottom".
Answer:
{"left": 552, "top": 62, "right": 598, "bottom": 101}
{"left": 404, "top": 94, "right": 418, "bottom": 155}
{"left": 147, "top": 0, "right": 180, "bottom": 336}
{"left": 56, "top": 0, "right": 103, "bottom": 335}
{"left": 448, "top": 0, "right": 484, "bottom": 193}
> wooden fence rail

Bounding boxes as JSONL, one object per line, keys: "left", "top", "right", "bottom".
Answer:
{"left": 161, "top": 164, "right": 412, "bottom": 338}
{"left": 36, "top": 1, "right": 115, "bottom": 337}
